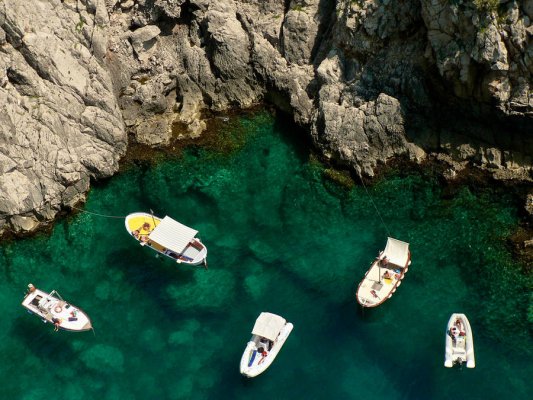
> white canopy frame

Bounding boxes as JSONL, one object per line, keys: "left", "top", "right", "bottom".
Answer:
{"left": 148, "top": 216, "right": 198, "bottom": 254}
{"left": 252, "top": 312, "right": 286, "bottom": 341}
{"left": 382, "top": 237, "right": 410, "bottom": 267}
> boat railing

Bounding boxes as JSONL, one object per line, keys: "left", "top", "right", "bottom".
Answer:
{"left": 49, "top": 290, "right": 64, "bottom": 301}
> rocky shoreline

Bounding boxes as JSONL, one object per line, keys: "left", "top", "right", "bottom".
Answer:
{"left": 0, "top": 0, "right": 531, "bottom": 237}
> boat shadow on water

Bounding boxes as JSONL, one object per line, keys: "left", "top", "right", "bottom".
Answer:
{"left": 105, "top": 247, "right": 200, "bottom": 302}
{"left": 10, "top": 317, "right": 87, "bottom": 365}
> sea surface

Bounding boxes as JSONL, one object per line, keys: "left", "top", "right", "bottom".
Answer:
{"left": 0, "top": 111, "right": 530, "bottom": 400}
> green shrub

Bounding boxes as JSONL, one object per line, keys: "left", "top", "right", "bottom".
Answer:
{"left": 473, "top": 0, "right": 499, "bottom": 14}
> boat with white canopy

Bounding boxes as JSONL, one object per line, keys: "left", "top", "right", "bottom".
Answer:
{"left": 239, "top": 312, "right": 293, "bottom": 378}
{"left": 444, "top": 313, "right": 475, "bottom": 368}
{"left": 125, "top": 212, "right": 207, "bottom": 267}
{"left": 22, "top": 284, "right": 92, "bottom": 332}
{"left": 356, "top": 237, "right": 411, "bottom": 307}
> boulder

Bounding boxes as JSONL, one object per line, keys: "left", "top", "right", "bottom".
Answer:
{"left": 129, "top": 25, "right": 161, "bottom": 61}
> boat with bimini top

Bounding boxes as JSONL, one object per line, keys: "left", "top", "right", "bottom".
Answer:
{"left": 444, "top": 313, "right": 475, "bottom": 368}
{"left": 356, "top": 237, "right": 411, "bottom": 307}
{"left": 125, "top": 212, "right": 207, "bottom": 266}
{"left": 239, "top": 312, "right": 293, "bottom": 378}
{"left": 22, "top": 284, "right": 92, "bottom": 332}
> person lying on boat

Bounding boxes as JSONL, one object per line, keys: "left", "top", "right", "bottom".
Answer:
{"left": 383, "top": 270, "right": 392, "bottom": 280}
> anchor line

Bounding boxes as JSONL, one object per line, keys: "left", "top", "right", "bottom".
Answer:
{"left": 69, "top": 206, "right": 127, "bottom": 219}
{"left": 358, "top": 168, "right": 392, "bottom": 239}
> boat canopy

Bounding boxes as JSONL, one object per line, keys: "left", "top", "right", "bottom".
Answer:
{"left": 148, "top": 216, "right": 198, "bottom": 254}
{"left": 382, "top": 237, "right": 410, "bottom": 267}
{"left": 252, "top": 312, "right": 286, "bottom": 341}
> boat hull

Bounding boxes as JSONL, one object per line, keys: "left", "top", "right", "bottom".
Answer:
{"left": 22, "top": 288, "right": 92, "bottom": 332}
{"left": 444, "top": 313, "right": 475, "bottom": 368}
{"left": 239, "top": 323, "right": 293, "bottom": 378}
{"left": 125, "top": 212, "right": 207, "bottom": 266}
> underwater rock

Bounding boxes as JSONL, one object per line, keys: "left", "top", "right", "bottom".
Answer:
{"left": 79, "top": 344, "right": 125, "bottom": 372}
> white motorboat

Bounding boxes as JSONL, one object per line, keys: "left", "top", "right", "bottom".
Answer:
{"left": 125, "top": 212, "right": 207, "bottom": 267}
{"left": 239, "top": 312, "right": 293, "bottom": 378}
{"left": 356, "top": 237, "right": 411, "bottom": 307}
{"left": 21, "top": 284, "right": 92, "bottom": 332}
{"left": 444, "top": 313, "right": 475, "bottom": 368}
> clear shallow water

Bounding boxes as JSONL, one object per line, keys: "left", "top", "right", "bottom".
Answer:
{"left": 0, "top": 112, "right": 530, "bottom": 400}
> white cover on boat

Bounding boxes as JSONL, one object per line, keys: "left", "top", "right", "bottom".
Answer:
{"left": 383, "top": 237, "right": 410, "bottom": 267}
{"left": 252, "top": 312, "right": 286, "bottom": 341}
{"left": 148, "top": 216, "right": 198, "bottom": 253}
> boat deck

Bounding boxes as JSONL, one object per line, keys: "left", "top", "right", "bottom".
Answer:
{"left": 357, "top": 261, "right": 403, "bottom": 307}
{"left": 22, "top": 288, "right": 92, "bottom": 331}
{"left": 126, "top": 214, "right": 166, "bottom": 252}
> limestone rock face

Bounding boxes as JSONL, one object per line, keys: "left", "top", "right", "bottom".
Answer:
{"left": 0, "top": 0, "right": 532, "bottom": 235}
{"left": 421, "top": 0, "right": 532, "bottom": 115}
{"left": 0, "top": 0, "right": 126, "bottom": 234}
{"left": 83, "top": 0, "right": 533, "bottom": 178}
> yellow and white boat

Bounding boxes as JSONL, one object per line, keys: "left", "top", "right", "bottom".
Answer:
{"left": 125, "top": 212, "right": 207, "bottom": 266}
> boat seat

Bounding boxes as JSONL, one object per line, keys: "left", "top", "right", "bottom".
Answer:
{"left": 454, "top": 348, "right": 466, "bottom": 356}
{"left": 31, "top": 295, "right": 42, "bottom": 307}
{"left": 189, "top": 240, "right": 203, "bottom": 251}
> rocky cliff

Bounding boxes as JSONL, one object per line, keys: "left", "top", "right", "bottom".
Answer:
{"left": 0, "top": 0, "right": 531, "bottom": 234}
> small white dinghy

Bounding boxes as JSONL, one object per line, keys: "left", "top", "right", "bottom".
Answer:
{"left": 125, "top": 212, "right": 207, "bottom": 267}
{"left": 444, "top": 313, "right": 475, "bottom": 368}
{"left": 239, "top": 312, "right": 293, "bottom": 378}
{"left": 356, "top": 237, "right": 411, "bottom": 307}
{"left": 21, "top": 284, "right": 92, "bottom": 332}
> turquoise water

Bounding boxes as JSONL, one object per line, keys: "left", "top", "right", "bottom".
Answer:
{"left": 0, "top": 112, "right": 530, "bottom": 399}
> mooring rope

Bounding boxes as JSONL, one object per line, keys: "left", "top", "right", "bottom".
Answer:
{"left": 359, "top": 172, "right": 392, "bottom": 239}
{"left": 70, "top": 205, "right": 127, "bottom": 219}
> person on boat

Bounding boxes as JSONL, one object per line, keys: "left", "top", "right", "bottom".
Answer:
{"left": 259, "top": 339, "right": 270, "bottom": 351}
{"left": 142, "top": 222, "right": 151, "bottom": 232}
{"left": 380, "top": 256, "right": 389, "bottom": 267}
{"left": 27, "top": 284, "right": 36, "bottom": 294}
{"left": 140, "top": 234, "right": 150, "bottom": 244}
{"left": 257, "top": 346, "right": 268, "bottom": 364}
{"left": 455, "top": 319, "right": 466, "bottom": 336}
{"left": 52, "top": 317, "right": 62, "bottom": 332}
{"left": 132, "top": 230, "right": 140, "bottom": 239}
{"left": 449, "top": 326, "right": 460, "bottom": 342}
{"left": 383, "top": 270, "right": 391, "bottom": 279}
